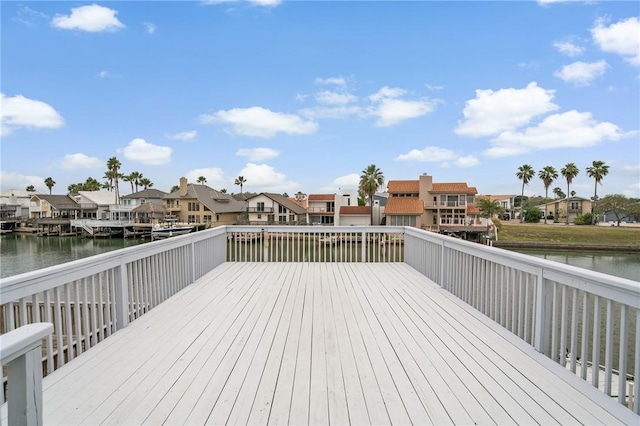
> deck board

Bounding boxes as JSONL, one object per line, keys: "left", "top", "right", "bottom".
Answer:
{"left": 5, "top": 262, "right": 635, "bottom": 425}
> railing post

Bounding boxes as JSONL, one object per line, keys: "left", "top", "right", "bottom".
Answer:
{"left": 533, "top": 266, "right": 550, "bottom": 355}
{"left": 439, "top": 241, "right": 447, "bottom": 288}
{"left": 114, "top": 260, "right": 130, "bottom": 330}
{"left": 190, "top": 240, "right": 196, "bottom": 283}
{"left": 263, "top": 230, "right": 269, "bottom": 262}
{"left": 361, "top": 230, "right": 367, "bottom": 262}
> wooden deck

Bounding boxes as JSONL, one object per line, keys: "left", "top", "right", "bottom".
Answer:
{"left": 5, "top": 262, "right": 635, "bottom": 425}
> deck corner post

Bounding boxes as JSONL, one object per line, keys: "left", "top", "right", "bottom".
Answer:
{"left": 533, "top": 266, "right": 550, "bottom": 355}
{"left": 115, "top": 259, "right": 130, "bottom": 330}
{"left": 361, "top": 230, "right": 367, "bottom": 262}
{"left": 7, "top": 346, "right": 43, "bottom": 426}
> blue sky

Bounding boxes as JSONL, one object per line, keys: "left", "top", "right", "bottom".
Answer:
{"left": 2, "top": 1, "right": 639, "bottom": 199}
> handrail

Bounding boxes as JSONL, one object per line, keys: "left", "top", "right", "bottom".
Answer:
{"left": 1, "top": 323, "right": 53, "bottom": 426}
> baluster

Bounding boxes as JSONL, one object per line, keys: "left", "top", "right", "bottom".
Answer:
{"left": 604, "top": 299, "right": 613, "bottom": 395}
{"left": 580, "top": 292, "right": 590, "bottom": 380}
{"left": 74, "top": 281, "right": 83, "bottom": 356}
{"left": 43, "top": 290, "right": 54, "bottom": 374}
{"left": 570, "top": 288, "right": 579, "bottom": 373}
{"left": 618, "top": 304, "right": 628, "bottom": 404}
{"left": 54, "top": 287, "right": 64, "bottom": 367}
{"left": 591, "top": 295, "right": 601, "bottom": 388}
{"left": 560, "top": 286, "right": 568, "bottom": 366}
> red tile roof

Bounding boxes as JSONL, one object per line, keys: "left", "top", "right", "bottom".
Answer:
{"left": 385, "top": 198, "right": 423, "bottom": 215}
{"left": 339, "top": 206, "right": 371, "bottom": 215}
{"left": 387, "top": 180, "right": 419, "bottom": 193}
{"left": 308, "top": 194, "right": 335, "bottom": 201}
{"left": 477, "top": 194, "right": 515, "bottom": 201}
{"left": 431, "top": 183, "right": 476, "bottom": 194}
{"left": 467, "top": 204, "right": 480, "bottom": 214}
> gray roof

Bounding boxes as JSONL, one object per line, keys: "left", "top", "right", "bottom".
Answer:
{"left": 132, "top": 203, "right": 166, "bottom": 214}
{"left": 233, "top": 192, "right": 257, "bottom": 202}
{"left": 32, "top": 195, "right": 80, "bottom": 210}
{"left": 123, "top": 188, "right": 167, "bottom": 199}
{"left": 248, "top": 193, "right": 308, "bottom": 215}
{"left": 165, "top": 184, "right": 247, "bottom": 213}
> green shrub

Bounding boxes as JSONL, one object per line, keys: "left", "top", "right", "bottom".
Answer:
{"left": 523, "top": 208, "right": 543, "bottom": 223}
{"left": 573, "top": 213, "right": 593, "bottom": 225}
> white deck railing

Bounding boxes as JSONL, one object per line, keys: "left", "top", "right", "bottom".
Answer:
{"left": 1, "top": 225, "right": 638, "bottom": 414}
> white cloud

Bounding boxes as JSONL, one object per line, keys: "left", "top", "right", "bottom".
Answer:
{"left": 484, "top": 110, "right": 635, "bottom": 158}
{"left": 537, "top": 0, "right": 584, "bottom": 5}
{"left": 61, "top": 153, "right": 103, "bottom": 169}
{"left": 202, "top": 0, "right": 282, "bottom": 7}
{"left": 14, "top": 6, "right": 48, "bottom": 27}
{"left": 167, "top": 130, "right": 198, "bottom": 141}
{"left": 51, "top": 4, "right": 124, "bottom": 32}
{"left": 553, "top": 40, "right": 585, "bottom": 57}
{"left": 0, "top": 93, "right": 64, "bottom": 136}
{"left": 320, "top": 173, "right": 360, "bottom": 192}
{"left": 238, "top": 163, "right": 299, "bottom": 193}
{"left": 236, "top": 147, "right": 280, "bottom": 161}
{"left": 621, "top": 164, "right": 640, "bottom": 175}
{"left": 185, "top": 168, "right": 226, "bottom": 188}
{"left": 367, "top": 86, "right": 437, "bottom": 127}
{"left": 315, "top": 90, "right": 357, "bottom": 105}
{"left": 201, "top": 106, "right": 318, "bottom": 138}
{"left": 314, "top": 77, "right": 346, "bottom": 86}
{"left": 591, "top": 17, "right": 640, "bottom": 66}
{"left": 97, "top": 70, "right": 110, "bottom": 79}
{"left": 395, "top": 146, "right": 479, "bottom": 168}
{"left": 299, "top": 105, "right": 361, "bottom": 120}
{"left": 143, "top": 22, "right": 156, "bottom": 35}
{"left": 455, "top": 82, "right": 558, "bottom": 137}
{"left": 554, "top": 60, "right": 608, "bottom": 85}
{"left": 120, "top": 138, "right": 172, "bottom": 165}
{"left": 425, "top": 84, "right": 444, "bottom": 91}
{"left": 0, "top": 171, "right": 43, "bottom": 192}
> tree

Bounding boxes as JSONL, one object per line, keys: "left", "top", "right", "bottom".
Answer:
{"left": 197, "top": 176, "right": 207, "bottom": 184}
{"left": 234, "top": 176, "right": 247, "bottom": 194}
{"left": 130, "top": 171, "right": 142, "bottom": 193}
{"left": 220, "top": 188, "right": 228, "bottom": 194}
{"left": 538, "top": 166, "right": 558, "bottom": 224}
{"left": 523, "top": 207, "right": 543, "bottom": 223}
{"left": 123, "top": 173, "right": 133, "bottom": 194}
{"left": 477, "top": 198, "right": 504, "bottom": 219}
{"left": 586, "top": 160, "right": 610, "bottom": 225}
{"left": 560, "top": 163, "right": 579, "bottom": 225}
{"left": 516, "top": 164, "right": 535, "bottom": 223}
{"left": 553, "top": 187, "right": 565, "bottom": 199}
{"left": 84, "top": 177, "right": 101, "bottom": 191}
{"left": 26, "top": 185, "right": 36, "bottom": 192}
{"left": 139, "top": 177, "right": 153, "bottom": 189}
{"left": 103, "top": 170, "right": 116, "bottom": 191}
{"left": 597, "top": 194, "right": 640, "bottom": 226}
{"left": 44, "top": 177, "right": 56, "bottom": 195}
{"left": 106, "top": 157, "right": 122, "bottom": 203}
{"left": 359, "top": 164, "right": 384, "bottom": 225}
{"left": 170, "top": 185, "right": 180, "bottom": 193}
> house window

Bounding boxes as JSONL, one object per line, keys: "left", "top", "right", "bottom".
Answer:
{"left": 289, "top": 214, "right": 295, "bottom": 222}
{"left": 268, "top": 214, "right": 275, "bottom": 223}
{"left": 257, "top": 214, "right": 262, "bottom": 219}
{"left": 326, "top": 202, "right": 335, "bottom": 212}
{"left": 204, "top": 215, "right": 212, "bottom": 222}
{"left": 279, "top": 215, "right": 286, "bottom": 223}
{"left": 279, "top": 205, "right": 287, "bottom": 214}
{"left": 570, "top": 202, "right": 580, "bottom": 210}
{"left": 188, "top": 202, "right": 199, "bottom": 211}
{"left": 188, "top": 215, "right": 196, "bottom": 223}
{"left": 467, "top": 195, "right": 474, "bottom": 204}
{"left": 257, "top": 202, "right": 265, "bottom": 212}
{"left": 390, "top": 215, "right": 416, "bottom": 226}
{"left": 216, "top": 214, "right": 220, "bottom": 221}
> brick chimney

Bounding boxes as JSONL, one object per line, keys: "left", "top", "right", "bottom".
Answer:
{"left": 179, "top": 177, "right": 188, "bottom": 197}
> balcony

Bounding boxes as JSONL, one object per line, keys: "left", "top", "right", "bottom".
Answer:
{"left": 246, "top": 207, "right": 274, "bottom": 213}
{"left": 1, "top": 226, "right": 638, "bottom": 424}
{"left": 307, "top": 206, "right": 334, "bottom": 213}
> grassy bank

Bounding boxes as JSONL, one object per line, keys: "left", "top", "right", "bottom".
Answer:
{"left": 496, "top": 223, "right": 640, "bottom": 248}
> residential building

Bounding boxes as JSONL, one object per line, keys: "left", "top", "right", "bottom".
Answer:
{"left": 29, "top": 195, "right": 80, "bottom": 219}
{"left": 164, "top": 177, "right": 247, "bottom": 225}
{"left": 121, "top": 189, "right": 168, "bottom": 224}
{"left": 536, "top": 196, "right": 593, "bottom": 222}
{"left": 385, "top": 173, "right": 481, "bottom": 230}
{"left": 338, "top": 206, "right": 371, "bottom": 226}
{"left": 477, "top": 194, "right": 516, "bottom": 220}
{"left": 245, "top": 193, "right": 307, "bottom": 225}
{"left": 307, "top": 190, "right": 362, "bottom": 225}
{"left": 1, "top": 190, "right": 37, "bottom": 221}
{"left": 71, "top": 190, "right": 116, "bottom": 220}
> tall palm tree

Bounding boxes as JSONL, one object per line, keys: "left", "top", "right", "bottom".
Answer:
{"left": 130, "top": 171, "right": 142, "bottom": 193}
{"left": 561, "top": 162, "right": 580, "bottom": 225}
{"left": 477, "top": 198, "right": 504, "bottom": 219}
{"left": 123, "top": 174, "right": 134, "bottom": 194}
{"left": 84, "top": 177, "right": 101, "bottom": 191}
{"left": 103, "top": 170, "right": 116, "bottom": 191}
{"left": 586, "top": 160, "right": 609, "bottom": 225}
{"left": 359, "top": 164, "right": 384, "bottom": 225}
{"left": 26, "top": 185, "right": 36, "bottom": 192}
{"left": 553, "top": 187, "right": 565, "bottom": 199}
{"left": 44, "top": 177, "right": 56, "bottom": 195}
{"left": 106, "top": 157, "right": 122, "bottom": 203}
{"left": 516, "top": 164, "right": 535, "bottom": 223}
{"left": 139, "top": 177, "right": 153, "bottom": 190}
{"left": 538, "top": 166, "right": 558, "bottom": 224}
{"left": 197, "top": 176, "right": 207, "bottom": 184}
{"left": 234, "top": 176, "right": 247, "bottom": 194}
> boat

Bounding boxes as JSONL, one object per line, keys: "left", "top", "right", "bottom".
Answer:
{"left": 151, "top": 223, "right": 193, "bottom": 239}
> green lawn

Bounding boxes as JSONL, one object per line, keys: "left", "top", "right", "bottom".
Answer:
{"left": 499, "top": 224, "right": 640, "bottom": 245}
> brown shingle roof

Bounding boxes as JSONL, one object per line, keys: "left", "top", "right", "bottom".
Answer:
{"left": 339, "top": 206, "right": 370, "bottom": 215}
{"left": 431, "top": 183, "right": 476, "bottom": 193}
{"left": 385, "top": 198, "right": 423, "bottom": 215}
{"left": 308, "top": 194, "right": 335, "bottom": 201}
{"left": 387, "top": 180, "right": 419, "bottom": 194}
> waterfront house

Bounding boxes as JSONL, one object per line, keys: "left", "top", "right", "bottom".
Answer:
{"left": 163, "top": 177, "right": 247, "bottom": 225}
{"left": 536, "top": 196, "right": 593, "bottom": 222}
{"left": 244, "top": 192, "right": 307, "bottom": 225}
{"left": 477, "top": 194, "right": 516, "bottom": 220}
{"left": 385, "top": 173, "right": 482, "bottom": 230}
{"left": 307, "top": 190, "right": 365, "bottom": 225}
{"left": 1, "top": 190, "right": 37, "bottom": 222}
{"left": 28, "top": 195, "right": 80, "bottom": 220}
{"left": 338, "top": 205, "right": 372, "bottom": 226}
{"left": 71, "top": 190, "right": 116, "bottom": 220}
{"left": 121, "top": 188, "right": 167, "bottom": 224}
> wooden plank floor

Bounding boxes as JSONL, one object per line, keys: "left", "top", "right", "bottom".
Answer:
{"left": 4, "top": 262, "right": 636, "bottom": 425}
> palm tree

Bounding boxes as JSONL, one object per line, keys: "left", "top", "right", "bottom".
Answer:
{"left": 84, "top": 177, "right": 101, "bottom": 191}
{"left": 44, "top": 177, "right": 56, "bottom": 195}
{"left": 538, "top": 166, "right": 558, "bottom": 224}
{"left": 139, "top": 177, "right": 153, "bottom": 190}
{"left": 560, "top": 162, "right": 580, "bottom": 225}
{"left": 234, "top": 176, "right": 247, "bottom": 194}
{"left": 359, "top": 164, "right": 384, "bottom": 225}
{"left": 586, "top": 160, "right": 609, "bottom": 225}
{"left": 553, "top": 187, "right": 565, "bottom": 199}
{"left": 26, "top": 185, "right": 36, "bottom": 192}
{"left": 130, "top": 171, "right": 142, "bottom": 193}
{"left": 197, "top": 176, "right": 207, "bottom": 184}
{"left": 170, "top": 185, "right": 180, "bottom": 193}
{"left": 220, "top": 188, "right": 228, "bottom": 194}
{"left": 123, "top": 174, "right": 134, "bottom": 194}
{"left": 477, "top": 198, "right": 504, "bottom": 219}
{"left": 103, "top": 170, "right": 116, "bottom": 191}
{"left": 516, "top": 164, "right": 535, "bottom": 223}
{"left": 106, "top": 157, "right": 122, "bottom": 203}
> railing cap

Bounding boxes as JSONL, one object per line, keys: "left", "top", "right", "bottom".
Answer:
{"left": 1, "top": 323, "right": 53, "bottom": 364}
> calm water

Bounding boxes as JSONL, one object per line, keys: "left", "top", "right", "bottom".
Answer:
{"left": 510, "top": 248, "right": 640, "bottom": 282}
{"left": 0, "top": 233, "right": 148, "bottom": 279}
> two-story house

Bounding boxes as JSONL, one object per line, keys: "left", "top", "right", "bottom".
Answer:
{"left": 164, "top": 177, "right": 247, "bottom": 226}
{"left": 121, "top": 188, "right": 168, "bottom": 224}
{"left": 245, "top": 193, "right": 307, "bottom": 225}
{"left": 476, "top": 194, "right": 516, "bottom": 220}
{"left": 307, "top": 190, "right": 363, "bottom": 225}
{"left": 537, "top": 196, "right": 592, "bottom": 222}
{"left": 385, "top": 173, "right": 480, "bottom": 230}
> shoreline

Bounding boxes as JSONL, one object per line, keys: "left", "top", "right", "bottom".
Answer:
{"left": 494, "top": 241, "right": 640, "bottom": 252}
